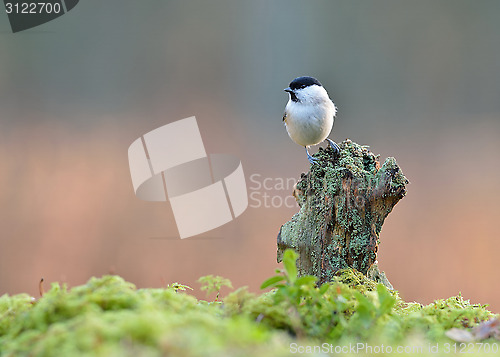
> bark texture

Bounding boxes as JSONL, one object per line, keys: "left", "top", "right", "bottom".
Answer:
{"left": 277, "top": 139, "right": 408, "bottom": 288}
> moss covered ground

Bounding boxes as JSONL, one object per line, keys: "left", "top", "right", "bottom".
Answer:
{"left": 0, "top": 250, "right": 498, "bottom": 356}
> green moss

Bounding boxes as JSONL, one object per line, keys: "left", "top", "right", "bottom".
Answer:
{"left": 278, "top": 139, "right": 408, "bottom": 284}
{"left": 0, "top": 272, "right": 496, "bottom": 357}
{"left": 0, "top": 276, "right": 286, "bottom": 357}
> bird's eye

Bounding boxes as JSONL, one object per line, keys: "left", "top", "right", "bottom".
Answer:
{"left": 300, "top": 85, "right": 306, "bottom": 89}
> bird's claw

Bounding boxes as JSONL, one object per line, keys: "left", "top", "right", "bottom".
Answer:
{"left": 305, "top": 147, "right": 318, "bottom": 164}
{"left": 307, "top": 155, "right": 318, "bottom": 164}
{"left": 326, "top": 138, "right": 340, "bottom": 155}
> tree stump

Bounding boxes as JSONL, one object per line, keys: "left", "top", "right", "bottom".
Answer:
{"left": 277, "top": 139, "right": 408, "bottom": 289}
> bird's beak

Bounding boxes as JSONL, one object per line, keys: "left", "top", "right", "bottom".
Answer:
{"left": 284, "top": 87, "right": 292, "bottom": 93}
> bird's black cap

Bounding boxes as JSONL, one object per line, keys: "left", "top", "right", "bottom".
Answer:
{"left": 288, "top": 76, "right": 322, "bottom": 91}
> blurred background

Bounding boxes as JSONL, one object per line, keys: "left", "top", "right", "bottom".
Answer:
{"left": 1, "top": 1, "right": 499, "bottom": 311}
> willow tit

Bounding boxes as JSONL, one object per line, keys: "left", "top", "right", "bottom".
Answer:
{"left": 283, "top": 76, "right": 340, "bottom": 164}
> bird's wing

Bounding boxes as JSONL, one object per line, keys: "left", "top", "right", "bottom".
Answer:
{"left": 282, "top": 112, "right": 287, "bottom": 123}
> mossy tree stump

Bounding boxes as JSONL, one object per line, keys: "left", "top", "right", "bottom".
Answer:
{"left": 277, "top": 139, "right": 408, "bottom": 288}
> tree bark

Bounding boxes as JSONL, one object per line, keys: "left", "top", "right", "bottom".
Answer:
{"left": 277, "top": 139, "right": 408, "bottom": 288}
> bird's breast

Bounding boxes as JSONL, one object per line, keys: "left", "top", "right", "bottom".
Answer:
{"left": 284, "top": 101, "right": 335, "bottom": 147}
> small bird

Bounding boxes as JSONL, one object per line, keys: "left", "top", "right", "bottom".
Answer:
{"left": 282, "top": 76, "right": 340, "bottom": 164}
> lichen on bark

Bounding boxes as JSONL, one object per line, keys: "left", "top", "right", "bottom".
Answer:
{"left": 277, "top": 139, "right": 408, "bottom": 288}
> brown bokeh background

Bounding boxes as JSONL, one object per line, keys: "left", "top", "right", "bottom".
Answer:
{"left": 1, "top": 1, "right": 499, "bottom": 312}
